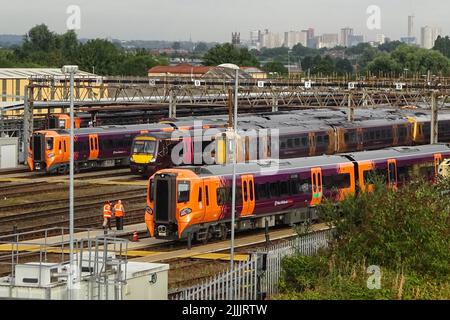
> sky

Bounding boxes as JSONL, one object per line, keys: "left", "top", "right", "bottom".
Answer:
{"left": 0, "top": 0, "right": 449, "bottom": 42}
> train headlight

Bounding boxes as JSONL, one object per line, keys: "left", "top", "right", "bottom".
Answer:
{"left": 149, "top": 157, "right": 156, "bottom": 163}
{"left": 48, "top": 153, "right": 55, "bottom": 158}
{"left": 180, "top": 208, "right": 192, "bottom": 217}
{"left": 146, "top": 206, "right": 153, "bottom": 215}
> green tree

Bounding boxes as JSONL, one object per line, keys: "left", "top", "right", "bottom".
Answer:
{"left": 60, "top": 30, "right": 80, "bottom": 64}
{"left": 378, "top": 40, "right": 403, "bottom": 53}
{"left": 367, "top": 52, "right": 401, "bottom": 75}
{"left": 77, "top": 39, "right": 121, "bottom": 75}
{"left": 119, "top": 51, "right": 168, "bottom": 76}
{"left": 433, "top": 35, "right": 450, "bottom": 59}
{"left": 334, "top": 58, "right": 353, "bottom": 74}
{"left": 262, "top": 61, "right": 287, "bottom": 75}
{"left": 202, "top": 43, "right": 259, "bottom": 67}
{"left": 291, "top": 44, "right": 319, "bottom": 57}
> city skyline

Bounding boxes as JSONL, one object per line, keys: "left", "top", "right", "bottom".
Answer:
{"left": 0, "top": 0, "right": 449, "bottom": 43}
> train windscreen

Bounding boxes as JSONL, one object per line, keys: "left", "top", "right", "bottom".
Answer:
{"left": 155, "top": 179, "right": 169, "bottom": 222}
{"left": 133, "top": 140, "right": 156, "bottom": 154}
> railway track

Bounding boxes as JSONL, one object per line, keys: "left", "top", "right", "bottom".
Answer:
{"left": 0, "top": 189, "right": 145, "bottom": 212}
{"left": 0, "top": 194, "right": 146, "bottom": 224}
{"left": 0, "top": 207, "right": 145, "bottom": 240}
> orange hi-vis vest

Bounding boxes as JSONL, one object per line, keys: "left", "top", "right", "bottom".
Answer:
{"left": 103, "top": 204, "right": 112, "bottom": 218}
{"left": 114, "top": 203, "right": 124, "bottom": 217}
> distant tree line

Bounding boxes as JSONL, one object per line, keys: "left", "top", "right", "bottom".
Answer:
{"left": 0, "top": 24, "right": 168, "bottom": 76}
{"left": 201, "top": 38, "right": 450, "bottom": 77}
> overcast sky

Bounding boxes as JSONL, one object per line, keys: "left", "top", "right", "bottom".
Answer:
{"left": 0, "top": 0, "right": 449, "bottom": 42}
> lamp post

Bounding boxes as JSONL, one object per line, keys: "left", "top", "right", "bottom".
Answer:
{"left": 62, "top": 65, "right": 78, "bottom": 300}
{"left": 219, "top": 63, "right": 239, "bottom": 299}
{"left": 231, "top": 66, "right": 239, "bottom": 299}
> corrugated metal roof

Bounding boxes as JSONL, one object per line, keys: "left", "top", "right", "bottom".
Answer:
{"left": 0, "top": 68, "right": 100, "bottom": 79}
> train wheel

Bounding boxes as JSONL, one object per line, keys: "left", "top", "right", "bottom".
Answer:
{"left": 220, "top": 225, "right": 228, "bottom": 241}
{"left": 200, "top": 227, "right": 213, "bottom": 245}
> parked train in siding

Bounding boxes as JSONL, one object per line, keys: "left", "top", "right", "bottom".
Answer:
{"left": 45, "top": 110, "right": 172, "bottom": 130}
{"left": 130, "top": 110, "right": 450, "bottom": 177}
{"left": 29, "top": 107, "right": 389, "bottom": 174}
{"left": 144, "top": 144, "right": 450, "bottom": 242}
{"left": 27, "top": 118, "right": 227, "bottom": 173}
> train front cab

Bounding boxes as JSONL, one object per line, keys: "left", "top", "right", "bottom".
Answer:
{"left": 28, "top": 131, "right": 69, "bottom": 172}
{"left": 146, "top": 169, "right": 249, "bottom": 242}
{"left": 47, "top": 114, "right": 81, "bottom": 129}
{"left": 145, "top": 169, "right": 206, "bottom": 240}
{"left": 130, "top": 135, "right": 160, "bottom": 176}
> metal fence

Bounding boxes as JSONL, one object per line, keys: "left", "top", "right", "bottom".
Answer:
{"left": 171, "top": 258, "right": 258, "bottom": 300}
{"left": 171, "top": 228, "right": 333, "bottom": 300}
{"left": 261, "top": 228, "right": 333, "bottom": 297}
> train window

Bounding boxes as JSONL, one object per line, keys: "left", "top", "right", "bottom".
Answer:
{"left": 301, "top": 137, "right": 308, "bottom": 146}
{"left": 255, "top": 183, "right": 269, "bottom": 200}
{"left": 46, "top": 138, "right": 54, "bottom": 150}
{"left": 287, "top": 139, "right": 293, "bottom": 149}
{"left": 289, "top": 178, "right": 299, "bottom": 195}
{"left": 387, "top": 130, "right": 392, "bottom": 138}
{"left": 58, "top": 141, "right": 62, "bottom": 150}
{"left": 149, "top": 180, "right": 154, "bottom": 201}
{"left": 388, "top": 163, "right": 396, "bottom": 183}
{"left": 300, "top": 179, "right": 311, "bottom": 194}
{"left": 294, "top": 138, "right": 300, "bottom": 147}
{"left": 280, "top": 181, "right": 289, "bottom": 195}
{"left": 280, "top": 140, "right": 286, "bottom": 150}
{"left": 317, "top": 136, "right": 323, "bottom": 145}
{"left": 177, "top": 181, "right": 190, "bottom": 203}
{"left": 364, "top": 169, "right": 388, "bottom": 184}
{"left": 345, "top": 132, "right": 357, "bottom": 144}
{"left": 381, "top": 130, "right": 386, "bottom": 139}
{"left": 205, "top": 186, "right": 209, "bottom": 206}
{"left": 249, "top": 181, "right": 254, "bottom": 201}
{"left": 398, "top": 166, "right": 410, "bottom": 183}
{"left": 198, "top": 187, "right": 202, "bottom": 203}
{"left": 217, "top": 188, "right": 229, "bottom": 205}
{"left": 324, "top": 135, "right": 330, "bottom": 144}
{"left": 243, "top": 181, "right": 248, "bottom": 202}
{"left": 95, "top": 138, "right": 98, "bottom": 150}
{"left": 323, "top": 173, "right": 351, "bottom": 190}
{"left": 419, "top": 164, "right": 434, "bottom": 179}
{"left": 269, "top": 182, "right": 280, "bottom": 198}
{"left": 375, "top": 130, "right": 381, "bottom": 139}
{"left": 63, "top": 141, "right": 67, "bottom": 152}
{"left": 369, "top": 131, "right": 375, "bottom": 140}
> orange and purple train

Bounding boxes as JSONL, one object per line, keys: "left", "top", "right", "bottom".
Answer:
{"left": 145, "top": 144, "right": 450, "bottom": 242}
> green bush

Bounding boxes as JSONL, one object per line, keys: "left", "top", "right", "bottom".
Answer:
{"left": 277, "top": 177, "right": 450, "bottom": 299}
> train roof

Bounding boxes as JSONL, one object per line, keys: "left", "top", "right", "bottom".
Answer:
{"left": 178, "top": 144, "right": 450, "bottom": 177}
{"left": 345, "top": 144, "right": 450, "bottom": 162}
{"left": 185, "top": 155, "right": 351, "bottom": 177}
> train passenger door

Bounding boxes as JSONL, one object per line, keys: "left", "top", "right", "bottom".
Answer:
{"left": 309, "top": 133, "right": 316, "bottom": 156}
{"left": 88, "top": 134, "right": 99, "bottom": 160}
{"left": 434, "top": 154, "right": 442, "bottom": 179}
{"left": 310, "top": 168, "right": 323, "bottom": 206}
{"left": 387, "top": 159, "right": 397, "bottom": 189}
{"left": 240, "top": 175, "right": 255, "bottom": 217}
{"left": 358, "top": 160, "right": 375, "bottom": 193}
{"left": 203, "top": 177, "right": 222, "bottom": 222}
